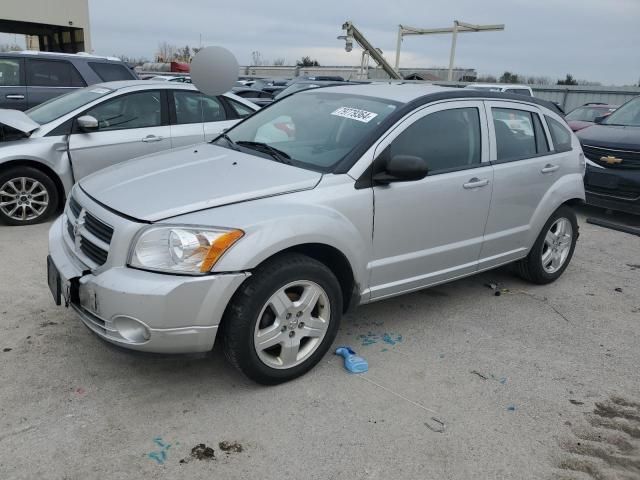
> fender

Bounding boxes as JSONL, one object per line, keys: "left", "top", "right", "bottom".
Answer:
{"left": 526, "top": 172, "right": 585, "bottom": 248}
{"left": 0, "top": 135, "right": 74, "bottom": 194}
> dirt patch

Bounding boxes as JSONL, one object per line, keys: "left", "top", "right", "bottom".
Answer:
{"left": 218, "top": 441, "right": 243, "bottom": 453}
{"left": 555, "top": 395, "right": 640, "bottom": 479}
{"left": 188, "top": 444, "right": 215, "bottom": 461}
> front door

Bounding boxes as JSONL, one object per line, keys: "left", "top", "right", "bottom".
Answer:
{"left": 68, "top": 90, "right": 171, "bottom": 180}
{"left": 369, "top": 101, "right": 493, "bottom": 300}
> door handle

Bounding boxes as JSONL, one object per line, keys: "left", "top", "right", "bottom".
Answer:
{"left": 5, "top": 94, "right": 25, "bottom": 100}
{"left": 541, "top": 164, "right": 559, "bottom": 173}
{"left": 142, "top": 135, "right": 163, "bottom": 143}
{"left": 463, "top": 177, "right": 489, "bottom": 189}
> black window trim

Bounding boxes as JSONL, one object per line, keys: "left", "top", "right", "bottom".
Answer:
{"left": 24, "top": 57, "right": 86, "bottom": 88}
{"left": 489, "top": 106, "right": 556, "bottom": 165}
{"left": 544, "top": 114, "right": 573, "bottom": 154}
{"left": 70, "top": 89, "right": 169, "bottom": 134}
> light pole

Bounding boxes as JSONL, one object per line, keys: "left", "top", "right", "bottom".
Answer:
{"left": 394, "top": 20, "right": 505, "bottom": 81}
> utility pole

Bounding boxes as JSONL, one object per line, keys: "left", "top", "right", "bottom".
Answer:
{"left": 394, "top": 20, "right": 504, "bottom": 81}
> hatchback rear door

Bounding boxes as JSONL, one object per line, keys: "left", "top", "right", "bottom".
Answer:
{"left": 368, "top": 100, "right": 493, "bottom": 300}
{"left": 478, "top": 100, "right": 563, "bottom": 268}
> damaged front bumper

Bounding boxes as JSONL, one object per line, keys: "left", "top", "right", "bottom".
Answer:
{"left": 47, "top": 215, "right": 248, "bottom": 353}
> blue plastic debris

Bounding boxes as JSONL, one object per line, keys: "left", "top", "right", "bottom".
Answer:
{"left": 507, "top": 404, "right": 517, "bottom": 412}
{"left": 335, "top": 346, "right": 368, "bottom": 373}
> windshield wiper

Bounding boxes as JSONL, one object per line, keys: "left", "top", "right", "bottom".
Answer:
{"left": 215, "top": 132, "right": 240, "bottom": 151}
{"left": 236, "top": 141, "right": 293, "bottom": 165}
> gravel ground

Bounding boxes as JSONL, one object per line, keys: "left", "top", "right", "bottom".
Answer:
{"left": 0, "top": 206, "right": 638, "bottom": 480}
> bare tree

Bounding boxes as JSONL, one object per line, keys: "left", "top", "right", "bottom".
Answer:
{"left": 272, "top": 57, "right": 286, "bottom": 66}
{"left": 251, "top": 51, "right": 264, "bottom": 66}
{"left": 476, "top": 74, "right": 497, "bottom": 83}
{"left": 156, "top": 42, "right": 178, "bottom": 62}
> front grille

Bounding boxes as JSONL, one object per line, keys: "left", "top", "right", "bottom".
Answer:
{"left": 583, "top": 145, "right": 640, "bottom": 169}
{"left": 84, "top": 212, "right": 114, "bottom": 243}
{"left": 66, "top": 219, "right": 75, "bottom": 239}
{"left": 80, "top": 237, "right": 109, "bottom": 265}
{"left": 69, "top": 196, "right": 82, "bottom": 218}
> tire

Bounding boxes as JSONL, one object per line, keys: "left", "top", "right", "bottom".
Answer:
{"left": 221, "top": 252, "right": 343, "bottom": 385}
{"left": 514, "top": 205, "right": 578, "bottom": 285}
{"left": 0, "top": 166, "right": 59, "bottom": 226}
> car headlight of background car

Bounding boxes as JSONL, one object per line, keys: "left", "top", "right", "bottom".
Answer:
{"left": 129, "top": 226, "right": 244, "bottom": 275}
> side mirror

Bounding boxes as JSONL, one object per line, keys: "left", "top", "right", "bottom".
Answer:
{"left": 594, "top": 115, "right": 607, "bottom": 124}
{"left": 77, "top": 115, "right": 99, "bottom": 132}
{"left": 373, "top": 154, "right": 429, "bottom": 185}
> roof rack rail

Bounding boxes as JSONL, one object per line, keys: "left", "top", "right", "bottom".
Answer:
{"left": 15, "top": 50, "right": 121, "bottom": 61}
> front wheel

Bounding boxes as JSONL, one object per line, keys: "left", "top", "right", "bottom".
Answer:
{"left": 514, "top": 205, "right": 578, "bottom": 284}
{"left": 0, "top": 166, "right": 59, "bottom": 226}
{"left": 221, "top": 253, "right": 343, "bottom": 385}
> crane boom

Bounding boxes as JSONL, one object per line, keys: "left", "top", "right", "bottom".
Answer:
{"left": 340, "top": 21, "right": 401, "bottom": 80}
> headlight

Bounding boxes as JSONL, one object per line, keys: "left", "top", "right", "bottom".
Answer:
{"left": 129, "top": 226, "right": 243, "bottom": 275}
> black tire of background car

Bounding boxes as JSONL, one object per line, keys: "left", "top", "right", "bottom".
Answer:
{"left": 0, "top": 166, "right": 59, "bottom": 226}
{"left": 514, "top": 205, "right": 579, "bottom": 285}
{"left": 221, "top": 252, "right": 343, "bottom": 385}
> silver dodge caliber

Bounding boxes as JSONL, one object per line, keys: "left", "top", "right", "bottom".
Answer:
{"left": 47, "top": 84, "right": 586, "bottom": 384}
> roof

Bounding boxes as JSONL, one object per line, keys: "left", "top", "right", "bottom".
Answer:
{"left": 3, "top": 51, "right": 122, "bottom": 62}
{"left": 466, "top": 83, "right": 532, "bottom": 89}
{"left": 313, "top": 83, "right": 453, "bottom": 103}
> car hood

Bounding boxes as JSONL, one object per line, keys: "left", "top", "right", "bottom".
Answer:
{"left": 80, "top": 144, "right": 322, "bottom": 222}
{"left": 567, "top": 120, "right": 592, "bottom": 132}
{"left": 577, "top": 124, "right": 640, "bottom": 151}
{"left": 0, "top": 109, "right": 40, "bottom": 134}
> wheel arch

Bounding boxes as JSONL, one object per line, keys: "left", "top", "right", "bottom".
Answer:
{"left": 0, "top": 159, "right": 67, "bottom": 209}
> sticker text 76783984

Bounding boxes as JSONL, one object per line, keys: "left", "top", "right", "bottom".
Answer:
{"left": 331, "top": 107, "right": 378, "bottom": 123}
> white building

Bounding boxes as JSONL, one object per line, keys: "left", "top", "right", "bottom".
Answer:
{"left": 0, "top": 0, "right": 91, "bottom": 52}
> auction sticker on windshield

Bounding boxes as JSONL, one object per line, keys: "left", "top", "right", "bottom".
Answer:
{"left": 331, "top": 107, "right": 378, "bottom": 123}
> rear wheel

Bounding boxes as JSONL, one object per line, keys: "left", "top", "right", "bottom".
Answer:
{"left": 0, "top": 166, "right": 59, "bottom": 226}
{"left": 514, "top": 205, "right": 578, "bottom": 284}
{"left": 222, "top": 253, "right": 342, "bottom": 385}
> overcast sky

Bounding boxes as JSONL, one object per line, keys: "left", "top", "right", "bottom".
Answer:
{"left": 3, "top": 0, "right": 639, "bottom": 85}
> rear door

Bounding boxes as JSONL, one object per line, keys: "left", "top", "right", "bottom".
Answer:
{"left": 0, "top": 57, "right": 27, "bottom": 110}
{"left": 479, "top": 100, "right": 559, "bottom": 268}
{"left": 68, "top": 89, "right": 171, "bottom": 180}
{"left": 369, "top": 100, "right": 493, "bottom": 300}
{"left": 25, "top": 58, "right": 86, "bottom": 108}
{"left": 169, "top": 89, "right": 205, "bottom": 148}
{"left": 202, "top": 95, "right": 240, "bottom": 141}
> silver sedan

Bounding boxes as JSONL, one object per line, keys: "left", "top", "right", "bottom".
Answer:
{"left": 0, "top": 80, "right": 258, "bottom": 225}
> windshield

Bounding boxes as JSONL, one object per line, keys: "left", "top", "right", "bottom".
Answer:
{"left": 274, "top": 83, "right": 321, "bottom": 100}
{"left": 566, "top": 106, "right": 615, "bottom": 122}
{"left": 26, "top": 86, "right": 113, "bottom": 125}
{"left": 603, "top": 97, "right": 640, "bottom": 126}
{"left": 217, "top": 91, "right": 399, "bottom": 172}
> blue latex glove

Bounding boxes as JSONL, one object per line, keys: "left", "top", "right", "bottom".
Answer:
{"left": 335, "top": 346, "right": 368, "bottom": 373}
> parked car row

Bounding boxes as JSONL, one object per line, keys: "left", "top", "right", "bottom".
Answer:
{"left": 0, "top": 81, "right": 258, "bottom": 225}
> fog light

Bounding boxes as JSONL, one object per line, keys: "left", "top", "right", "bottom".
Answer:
{"left": 113, "top": 316, "right": 150, "bottom": 343}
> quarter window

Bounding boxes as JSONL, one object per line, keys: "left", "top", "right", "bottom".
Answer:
{"left": 389, "top": 107, "right": 481, "bottom": 174}
{"left": 492, "top": 108, "right": 550, "bottom": 161}
{"left": 88, "top": 62, "right": 135, "bottom": 82}
{"left": 26, "top": 59, "right": 85, "bottom": 87}
{"left": 0, "top": 58, "right": 21, "bottom": 86}
{"left": 545, "top": 116, "right": 572, "bottom": 152}
{"left": 228, "top": 98, "right": 254, "bottom": 118}
{"left": 85, "top": 91, "right": 162, "bottom": 131}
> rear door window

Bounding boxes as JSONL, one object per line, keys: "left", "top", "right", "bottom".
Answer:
{"left": 88, "top": 62, "right": 135, "bottom": 82}
{"left": 389, "top": 107, "right": 482, "bottom": 174}
{"left": 0, "top": 58, "right": 22, "bottom": 86}
{"left": 492, "top": 108, "right": 551, "bottom": 161}
{"left": 545, "top": 116, "right": 572, "bottom": 152}
{"left": 26, "top": 59, "right": 85, "bottom": 87}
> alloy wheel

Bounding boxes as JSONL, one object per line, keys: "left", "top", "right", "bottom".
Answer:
{"left": 0, "top": 177, "right": 50, "bottom": 222}
{"left": 541, "top": 217, "right": 573, "bottom": 274}
{"left": 253, "top": 280, "right": 331, "bottom": 369}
